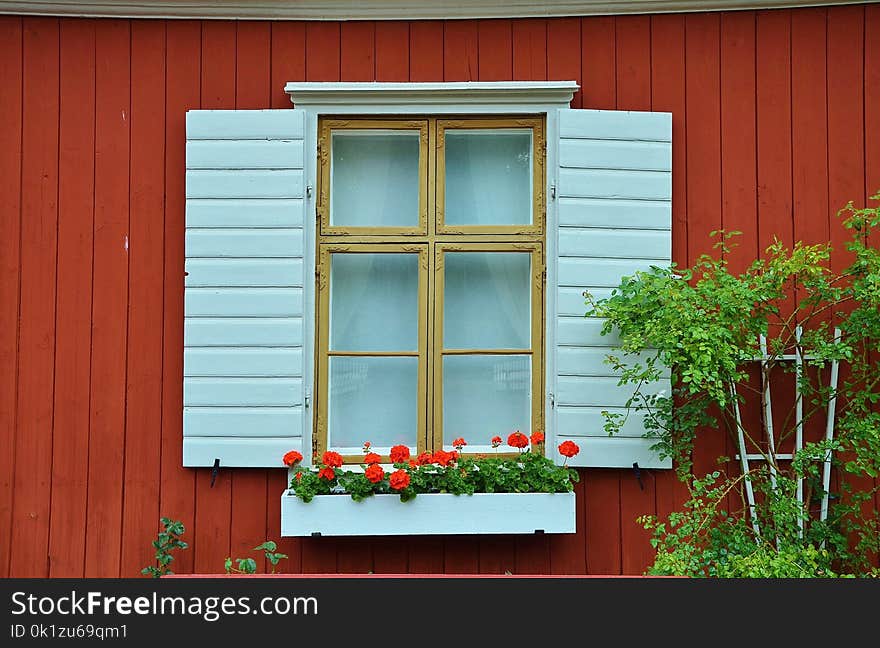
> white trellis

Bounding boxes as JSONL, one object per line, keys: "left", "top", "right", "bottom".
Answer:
{"left": 728, "top": 327, "right": 841, "bottom": 542}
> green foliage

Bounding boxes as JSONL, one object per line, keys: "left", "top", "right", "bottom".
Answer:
{"left": 254, "top": 541, "right": 288, "bottom": 574}
{"left": 289, "top": 447, "right": 579, "bottom": 503}
{"left": 588, "top": 192, "right": 880, "bottom": 577}
{"left": 225, "top": 540, "right": 288, "bottom": 575}
{"left": 141, "top": 517, "right": 188, "bottom": 578}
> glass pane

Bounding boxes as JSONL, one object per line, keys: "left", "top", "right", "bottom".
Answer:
{"left": 330, "top": 253, "right": 419, "bottom": 352}
{"left": 444, "top": 252, "right": 531, "bottom": 349}
{"left": 444, "top": 129, "right": 532, "bottom": 226}
{"left": 331, "top": 130, "right": 420, "bottom": 227}
{"left": 442, "top": 354, "right": 530, "bottom": 445}
{"left": 328, "top": 356, "right": 418, "bottom": 449}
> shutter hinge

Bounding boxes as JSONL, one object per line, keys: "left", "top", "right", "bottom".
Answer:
{"left": 550, "top": 184, "right": 557, "bottom": 200}
{"left": 306, "top": 184, "right": 313, "bottom": 198}
{"left": 549, "top": 392, "right": 556, "bottom": 409}
{"left": 304, "top": 387, "right": 311, "bottom": 409}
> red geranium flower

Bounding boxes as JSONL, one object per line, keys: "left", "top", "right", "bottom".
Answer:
{"left": 363, "top": 452, "right": 382, "bottom": 465}
{"left": 558, "top": 440, "right": 580, "bottom": 458}
{"left": 318, "top": 467, "right": 336, "bottom": 480}
{"left": 283, "top": 450, "right": 303, "bottom": 466}
{"left": 364, "top": 464, "right": 385, "bottom": 484}
{"left": 432, "top": 450, "right": 456, "bottom": 467}
{"left": 451, "top": 437, "right": 467, "bottom": 450}
{"left": 322, "top": 451, "right": 343, "bottom": 468}
{"left": 390, "top": 445, "right": 410, "bottom": 464}
{"left": 508, "top": 431, "right": 529, "bottom": 448}
{"left": 362, "top": 441, "right": 372, "bottom": 452}
{"left": 416, "top": 452, "right": 433, "bottom": 465}
{"left": 408, "top": 459, "right": 417, "bottom": 468}
{"left": 530, "top": 430, "right": 545, "bottom": 445}
{"left": 490, "top": 436, "right": 502, "bottom": 448}
{"left": 294, "top": 471, "right": 303, "bottom": 482}
{"left": 389, "top": 469, "right": 410, "bottom": 491}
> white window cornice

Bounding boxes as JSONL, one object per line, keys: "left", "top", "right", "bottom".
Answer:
{"left": 285, "top": 81, "right": 580, "bottom": 115}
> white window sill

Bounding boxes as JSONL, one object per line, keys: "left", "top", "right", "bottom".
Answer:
{"left": 280, "top": 491, "right": 575, "bottom": 537}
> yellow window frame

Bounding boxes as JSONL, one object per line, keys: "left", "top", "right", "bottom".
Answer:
{"left": 314, "top": 115, "right": 546, "bottom": 463}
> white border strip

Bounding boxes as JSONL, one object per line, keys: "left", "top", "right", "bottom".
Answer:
{"left": 0, "top": 1, "right": 869, "bottom": 21}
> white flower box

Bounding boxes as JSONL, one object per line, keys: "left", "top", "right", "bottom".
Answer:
{"left": 280, "top": 491, "right": 576, "bottom": 537}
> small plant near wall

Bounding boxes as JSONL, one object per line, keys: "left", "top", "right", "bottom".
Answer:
{"left": 142, "top": 518, "right": 188, "bottom": 578}
{"left": 225, "top": 541, "right": 289, "bottom": 575}
{"left": 587, "top": 193, "right": 880, "bottom": 577}
{"left": 284, "top": 433, "right": 580, "bottom": 503}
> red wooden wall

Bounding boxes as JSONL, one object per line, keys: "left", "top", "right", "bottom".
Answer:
{"left": 1, "top": 5, "right": 878, "bottom": 577}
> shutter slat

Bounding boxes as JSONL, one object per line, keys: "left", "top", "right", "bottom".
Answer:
{"left": 553, "top": 108, "right": 672, "bottom": 469}
{"left": 184, "top": 109, "right": 307, "bottom": 467}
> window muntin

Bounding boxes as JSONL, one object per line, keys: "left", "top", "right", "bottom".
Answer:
{"left": 315, "top": 116, "right": 544, "bottom": 463}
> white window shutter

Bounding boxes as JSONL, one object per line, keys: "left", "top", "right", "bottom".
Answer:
{"left": 184, "top": 109, "right": 306, "bottom": 468}
{"left": 553, "top": 109, "right": 672, "bottom": 469}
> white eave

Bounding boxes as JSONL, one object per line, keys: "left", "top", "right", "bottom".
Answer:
{"left": 0, "top": 0, "right": 871, "bottom": 21}
{"left": 285, "top": 81, "right": 581, "bottom": 108}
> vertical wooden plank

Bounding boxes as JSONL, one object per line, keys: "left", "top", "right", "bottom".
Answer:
{"left": 375, "top": 22, "right": 409, "bottom": 82}
{"left": 550, "top": 469, "right": 588, "bottom": 574}
{"left": 478, "top": 536, "right": 516, "bottom": 574}
{"left": 334, "top": 538, "right": 373, "bottom": 575}
{"left": 13, "top": 16, "right": 59, "bottom": 579}
{"left": 650, "top": 14, "right": 690, "bottom": 528}
{"left": 866, "top": 6, "right": 880, "bottom": 535}
{"left": 827, "top": 5, "right": 870, "bottom": 550}
{"left": 721, "top": 11, "right": 758, "bottom": 271}
{"left": 120, "top": 20, "right": 165, "bottom": 577}
{"left": 756, "top": 10, "right": 793, "bottom": 257}
{"left": 407, "top": 536, "right": 444, "bottom": 574}
{"left": 13, "top": 18, "right": 60, "bottom": 579}
{"left": 192, "top": 19, "right": 236, "bottom": 575}
{"left": 582, "top": 470, "right": 619, "bottom": 574}
{"left": 270, "top": 22, "right": 305, "bottom": 108}
{"left": 341, "top": 22, "right": 375, "bottom": 82}
{"left": 236, "top": 22, "right": 271, "bottom": 108}
{"left": 0, "top": 16, "right": 22, "bottom": 578}
{"left": 49, "top": 18, "right": 95, "bottom": 578}
{"left": 792, "top": 8, "right": 829, "bottom": 249}
{"left": 513, "top": 534, "right": 551, "bottom": 574}
{"left": 512, "top": 18, "right": 547, "bottom": 81}
{"left": 160, "top": 19, "right": 199, "bottom": 575}
{"left": 306, "top": 22, "right": 340, "bottom": 82}
{"left": 300, "top": 538, "right": 337, "bottom": 574}
{"left": 719, "top": 11, "right": 760, "bottom": 520}
{"left": 685, "top": 13, "right": 725, "bottom": 480}
{"left": 85, "top": 18, "right": 129, "bottom": 578}
{"left": 443, "top": 20, "right": 477, "bottom": 81}
{"left": 231, "top": 20, "right": 271, "bottom": 571}
{"left": 442, "top": 537, "right": 479, "bottom": 575}
{"left": 409, "top": 21, "right": 443, "bottom": 82}
{"left": 477, "top": 19, "right": 512, "bottom": 81}
{"left": 266, "top": 471, "right": 302, "bottom": 572}
{"left": 615, "top": 15, "right": 651, "bottom": 110}
{"left": 614, "top": 16, "right": 657, "bottom": 574}
{"left": 548, "top": 17, "right": 582, "bottom": 108}
{"left": 581, "top": 16, "right": 615, "bottom": 110}
{"left": 201, "top": 21, "right": 236, "bottom": 109}
{"left": 372, "top": 538, "right": 409, "bottom": 574}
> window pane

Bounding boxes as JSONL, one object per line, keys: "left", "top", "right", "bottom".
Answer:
{"left": 442, "top": 354, "right": 530, "bottom": 444}
{"left": 444, "top": 252, "right": 531, "bottom": 349}
{"left": 331, "top": 130, "right": 420, "bottom": 227}
{"left": 444, "top": 129, "right": 532, "bottom": 226}
{"left": 331, "top": 253, "right": 419, "bottom": 352}
{"left": 328, "top": 356, "right": 418, "bottom": 449}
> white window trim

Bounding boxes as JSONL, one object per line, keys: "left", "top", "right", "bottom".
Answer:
{"left": 288, "top": 81, "right": 577, "bottom": 466}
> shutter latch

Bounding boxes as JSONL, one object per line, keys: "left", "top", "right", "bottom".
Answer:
{"left": 304, "top": 388, "right": 311, "bottom": 409}
{"left": 632, "top": 462, "right": 644, "bottom": 491}
{"left": 550, "top": 184, "right": 557, "bottom": 200}
{"left": 549, "top": 392, "right": 555, "bottom": 409}
{"left": 306, "top": 184, "right": 313, "bottom": 198}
